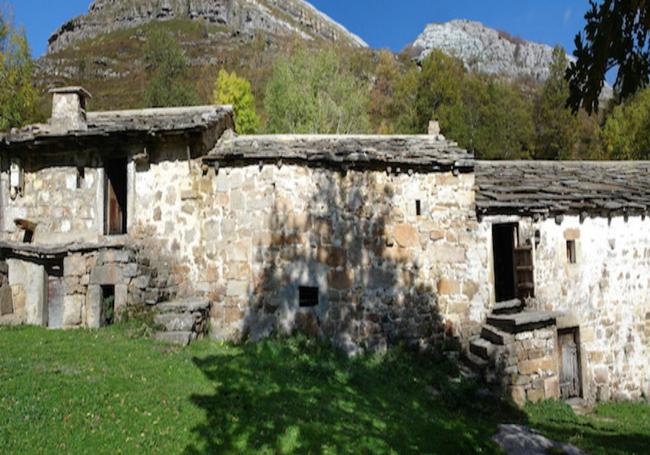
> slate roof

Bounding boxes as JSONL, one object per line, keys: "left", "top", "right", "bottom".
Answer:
{"left": 476, "top": 161, "right": 650, "bottom": 217}
{"left": 0, "top": 105, "right": 233, "bottom": 148}
{"left": 205, "top": 132, "right": 474, "bottom": 171}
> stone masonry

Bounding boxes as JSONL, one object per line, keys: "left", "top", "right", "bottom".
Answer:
{"left": 2, "top": 88, "right": 650, "bottom": 406}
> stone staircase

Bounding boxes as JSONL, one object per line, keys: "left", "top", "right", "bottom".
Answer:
{"left": 465, "top": 298, "right": 563, "bottom": 404}
{"left": 152, "top": 298, "right": 211, "bottom": 346}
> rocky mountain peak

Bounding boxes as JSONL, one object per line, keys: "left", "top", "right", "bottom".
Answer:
{"left": 48, "top": 0, "right": 367, "bottom": 54}
{"left": 410, "top": 19, "right": 570, "bottom": 83}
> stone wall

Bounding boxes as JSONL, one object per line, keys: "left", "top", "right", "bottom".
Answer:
{"left": 63, "top": 247, "right": 144, "bottom": 328}
{"left": 480, "top": 215, "right": 650, "bottom": 401}
{"left": 496, "top": 327, "right": 560, "bottom": 406}
{"left": 1, "top": 162, "right": 103, "bottom": 243}
{"left": 131, "top": 160, "right": 490, "bottom": 353}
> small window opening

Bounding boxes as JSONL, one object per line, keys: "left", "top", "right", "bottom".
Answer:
{"left": 76, "top": 167, "right": 85, "bottom": 189}
{"left": 299, "top": 286, "right": 319, "bottom": 307}
{"left": 415, "top": 200, "right": 422, "bottom": 217}
{"left": 566, "top": 240, "right": 577, "bottom": 264}
{"left": 15, "top": 219, "right": 36, "bottom": 244}
{"left": 100, "top": 285, "right": 115, "bottom": 326}
{"left": 23, "top": 228, "right": 34, "bottom": 244}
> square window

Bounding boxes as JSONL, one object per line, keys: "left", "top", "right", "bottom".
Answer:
{"left": 566, "top": 240, "right": 577, "bottom": 264}
{"left": 299, "top": 286, "right": 319, "bottom": 307}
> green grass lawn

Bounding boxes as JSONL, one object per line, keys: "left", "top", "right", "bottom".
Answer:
{"left": 0, "top": 325, "right": 648, "bottom": 454}
{"left": 526, "top": 400, "right": 650, "bottom": 455}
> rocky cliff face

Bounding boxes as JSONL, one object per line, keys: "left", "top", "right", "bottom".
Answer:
{"left": 410, "top": 19, "right": 570, "bottom": 83}
{"left": 48, "top": 0, "right": 367, "bottom": 53}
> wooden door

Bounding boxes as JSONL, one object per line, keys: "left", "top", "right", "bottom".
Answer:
{"left": 514, "top": 245, "right": 534, "bottom": 299}
{"left": 104, "top": 159, "right": 127, "bottom": 235}
{"left": 559, "top": 329, "right": 582, "bottom": 399}
{"left": 47, "top": 276, "right": 65, "bottom": 329}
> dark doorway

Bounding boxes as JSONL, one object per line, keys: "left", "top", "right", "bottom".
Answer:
{"left": 558, "top": 328, "right": 582, "bottom": 399}
{"left": 104, "top": 159, "right": 127, "bottom": 235}
{"left": 100, "top": 285, "right": 115, "bottom": 326}
{"left": 492, "top": 223, "right": 517, "bottom": 302}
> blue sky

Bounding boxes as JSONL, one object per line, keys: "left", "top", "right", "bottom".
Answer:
{"left": 8, "top": 0, "right": 591, "bottom": 58}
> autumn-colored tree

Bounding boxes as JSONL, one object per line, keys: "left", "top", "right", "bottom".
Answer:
{"left": 213, "top": 69, "right": 259, "bottom": 134}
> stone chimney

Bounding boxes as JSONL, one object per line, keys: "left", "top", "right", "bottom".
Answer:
{"left": 49, "top": 87, "right": 92, "bottom": 131}
{"left": 428, "top": 120, "right": 441, "bottom": 135}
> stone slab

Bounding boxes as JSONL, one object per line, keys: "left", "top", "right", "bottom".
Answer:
{"left": 154, "top": 313, "right": 195, "bottom": 332}
{"left": 492, "top": 424, "right": 585, "bottom": 455}
{"left": 156, "top": 298, "right": 210, "bottom": 314}
{"left": 154, "top": 331, "right": 194, "bottom": 346}
{"left": 0, "top": 286, "right": 13, "bottom": 315}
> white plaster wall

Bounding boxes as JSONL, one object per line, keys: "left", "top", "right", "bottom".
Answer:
{"left": 481, "top": 214, "right": 650, "bottom": 401}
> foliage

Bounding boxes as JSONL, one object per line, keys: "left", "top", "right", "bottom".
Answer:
{"left": 392, "top": 50, "right": 535, "bottom": 159}
{"left": 264, "top": 48, "right": 371, "bottom": 134}
{"left": 213, "top": 69, "right": 259, "bottom": 134}
{"left": 526, "top": 399, "right": 650, "bottom": 455}
{"left": 0, "top": 326, "right": 525, "bottom": 454}
{"left": 0, "top": 9, "right": 36, "bottom": 131}
{"left": 443, "top": 75, "right": 535, "bottom": 159}
{"left": 602, "top": 87, "right": 650, "bottom": 159}
{"left": 411, "top": 50, "right": 465, "bottom": 134}
{"left": 533, "top": 46, "right": 579, "bottom": 160}
{"left": 566, "top": 0, "right": 650, "bottom": 113}
{"left": 144, "top": 28, "right": 199, "bottom": 108}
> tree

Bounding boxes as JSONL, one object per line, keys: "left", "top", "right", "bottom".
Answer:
{"left": 566, "top": 1, "right": 650, "bottom": 113}
{"left": 534, "top": 46, "right": 579, "bottom": 159}
{"left": 439, "top": 76, "right": 535, "bottom": 160}
{"left": 0, "top": 9, "right": 36, "bottom": 131}
{"left": 213, "top": 69, "right": 259, "bottom": 134}
{"left": 264, "top": 48, "right": 370, "bottom": 134}
{"left": 412, "top": 50, "right": 464, "bottom": 133}
{"left": 368, "top": 50, "right": 403, "bottom": 133}
{"left": 399, "top": 50, "right": 534, "bottom": 159}
{"left": 144, "top": 28, "right": 199, "bottom": 108}
{"left": 602, "top": 87, "right": 650, "bottom": 159}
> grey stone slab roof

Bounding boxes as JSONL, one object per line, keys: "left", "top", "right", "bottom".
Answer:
{"left": 1, "top": 105, "right": 233, "bottom": 147}
{"left": 205, "top": 132, "right": 474, "bottom": 171}
{"left": 0, "top": 238, "right": 128, "bottom": 258}
{"left": 476, "top": 161, "right": 650, "bottom": 217}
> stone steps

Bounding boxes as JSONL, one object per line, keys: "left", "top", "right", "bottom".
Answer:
{"left": 469, "top": 337, "right": 496, "bottom": 361}
{"left": 464, "top": 351, "right": 489, "bottom": 372}
{"left": 486, "top": 311, "right": 559, "bottom": 334}
{"left": 492, "top": 298, "right": 524, "bottom": 315}
{"left": 480, "top": 324, "right": 513, "bottom": 345}
{"left": 155, "top": 297, "right": 210, "bottom": 314}
{"left": 153, "top": 297, "right": 210, "bottom": 345}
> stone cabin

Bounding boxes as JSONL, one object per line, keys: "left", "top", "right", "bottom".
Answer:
{"left": 0, "top": 87, "right": 648, "bottom": 406}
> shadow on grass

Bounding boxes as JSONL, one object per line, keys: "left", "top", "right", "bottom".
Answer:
{"left": 185, "top": 336, "right": 526, "bottom": 454}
